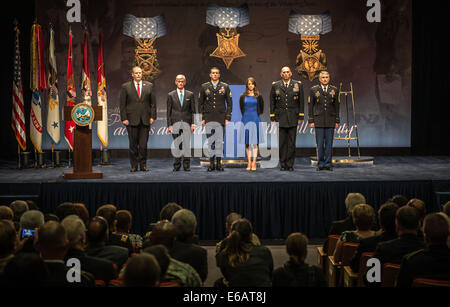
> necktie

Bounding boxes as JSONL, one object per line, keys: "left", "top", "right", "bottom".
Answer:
{"left": 179, "top": 91, "right": 184, "bottom": 107}
{"left": 137, "top": 83, "right": 141, "bottom": 99}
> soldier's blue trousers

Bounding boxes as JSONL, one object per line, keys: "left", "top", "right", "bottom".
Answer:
{"left": 315, "top": 127, "right": 334, "bottom": 168}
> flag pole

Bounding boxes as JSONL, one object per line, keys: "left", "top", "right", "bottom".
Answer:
{"left": 17, "top": 144, "right": 22, "bottom": 169}
{"left": 51, "top": 143, "right": 54, "bottom": 168}
{"left": 68, "top": 147, "right": 72, "bottom": 168}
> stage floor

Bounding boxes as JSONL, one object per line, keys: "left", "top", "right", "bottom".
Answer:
{"left": 1, "top": 156, "right": 450, "bottom": 183}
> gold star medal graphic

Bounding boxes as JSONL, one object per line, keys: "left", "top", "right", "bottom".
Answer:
{"left": 289, "top": 11, "right": 332, "bottom": 81}
{"left": 206, "top": 4, "right": 249, "bottom": 69}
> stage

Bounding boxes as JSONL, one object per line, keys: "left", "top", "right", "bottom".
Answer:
{"left": 1, "top": 156, "right": 449, "bottom": 241}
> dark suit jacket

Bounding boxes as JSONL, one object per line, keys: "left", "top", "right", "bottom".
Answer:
{"left": 373, "top": 233, "right": 426, "bottom": 265}
{"left": 397, "top": 244, "right": 450, "bottom": 287}
{"left": 350, "top": 231, "right": 398, "bottom": 272}
{"left": 170, "top": 240, "right": 208, "bottom": 282}
{"left": 323, "top": 216, "right": 355, "bottom": 253}
{"left": 166, "top": 89, "right": 196, "bottom": 127}
{"left": 272, "top": 260, "right": 326, "bottom": 287}
{"left": 199, "top": 81, "right": 232, "bottom": 124}
{"left": 270, "top": 79, "right": 304, "bottom": 127}
{"left": 239, "top": 94, "right": 264, "bottom": 116}
{"left": 84, "top": 245, "right": 129, "bottom": 269}
{"left": 65, "top": 249, "right": 117, "bottom": 283}
{"left": 308, "top": 84, "right": 340, "bottom": 128}
{"left": 120, "top": 80, "right": 156, "bottom": 126}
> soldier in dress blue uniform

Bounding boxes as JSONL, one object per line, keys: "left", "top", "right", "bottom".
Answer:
{"left": 199, "top": 67, "right": 233, "bottom": 171}
{"left": 308, "top": 71, "right": 340, "bottom": 171}
{"left": 270, "top": 66, "right": 304, "bottom": 171}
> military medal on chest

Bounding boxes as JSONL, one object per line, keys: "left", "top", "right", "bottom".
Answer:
{"left": 123, "top": 14, "right": 167, "bottom": 81}
{"left": 206, "top": 4, "right": 249, "bottom": 69}
{"left": 289, "top": 11, "right": 332, "bottom": 81}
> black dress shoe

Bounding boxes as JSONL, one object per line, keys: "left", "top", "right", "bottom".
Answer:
{"left": 173, "top": 167, "right": 180, "bottom": 172}
{"left": 325, "top": 166, "right": 333, "bottom": 171}
{"left": 140, "top": 166, "right": 149, "bottom": 172}
{"left": 280, "top": 167, "right": 287, "bottom": 171}
{"left": 130, "top": 167, "right": 138, "bottom": 172}
{"left": 288, "top": 167, "right": 294, "bottom": 172}
{"left": 184, "top": 167, "right": 191, "bottom": 171}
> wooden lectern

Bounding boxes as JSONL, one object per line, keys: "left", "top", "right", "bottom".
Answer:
{"left": 63, "top": 105, "right": 103, "bottom": 179}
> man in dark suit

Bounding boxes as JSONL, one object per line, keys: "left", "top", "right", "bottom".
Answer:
{"left": 309, "top": 71, "right": 340, "bottom": 171}
{"left": 373, "top": 206, "right": 425, "bottom": 265}
{"left": 120, "top": 66, "right": 156, "bottom": 172}
{"left": 167, "top": 74, "right": 196, "bottom": 171}
{"left": 397, "top": 213, "right": 450, "bottom": 287}
{"left": 270, "top": 66, "right": 304, "bottom": 171}
{"left": 199, "top": 67, "right": 232, "bottom": 171}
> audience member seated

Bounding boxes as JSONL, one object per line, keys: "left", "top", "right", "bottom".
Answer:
{"left": 273, "top": 232, "right": 326, "bottom": 287}
{"left": 144, "top": 220, "right": 202, "bottom": 287}
{"left": 144, "top": 202, "right": 183, "bottom": 240}
{"left": 0, "top": 206, "right": 14, "bottom": 221}
{"left": 389, "top": 194, "right": 409, "bottom": 208}
{"left": 373, "top": 206, "right": 425, "bottom": 265}
{"left": 216, "top": 218, "right": 273, "bottom": 287}
{"left": 0, "top": 220, "right": 17, "bottom": 273}
{"left": 170, "top": 209, "right": 208, "bottom": 282}
{"left": 123, "top": 253, "right": 160, "bottom": 287}
{"left": 61, "top": 215, "right": 117, "bottom": 283}
{"left": 35, "top": 221, "right": 93, "bottom": 287}
{"left": 143, "top": 245, "right": 172, "bottom": 285}
{"left": 44, "top": 214, "right": 60, "bottom": 223}
{"left": 1, "top": 253, "right": 49, "bottom": 287}
{"left": 85, "top": 216, "right": 129, "bottom": 269}
{"left": 350, "top": 202, "right": 398, "bottom": 272}
{"left": 216, "top": 212, "right": 261, "bottom": 255}
{"left": 72, "top": 203, "right": 90, "bottom": 225}
{"left": 443, "top": 201, "right": 450, "bottom": 218}
{"left": 17, "top": 210, "right": 45, "bottom": 254}
{"left": 437, "top": 212, "right": 450, "bottom": 247}
{"left": 96, "top": 204, "right": 133, "bottom": 254}
{"left": 25, "top": 200, "right": 39, "bottom": 211}
{"left": 115, "top": 209, "right": 143, "bottom": 254}
{"left": 333, "top": 204, "right": 377, "bottom": 263}
{"left": 397, "top": 213, "right": 450, "bottom": 287}
{"left": 323, "top": 192, "right": 366, "bottom": 253}
{"left": 55, "top": 202, "right": 77, "bottom": 221}
{"left": 9, "top": 200, "right": 29, "bottom": 230}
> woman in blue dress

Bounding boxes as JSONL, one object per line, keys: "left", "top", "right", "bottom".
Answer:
{"left": 239, "top": 77, "right": 264, "bottom": 171}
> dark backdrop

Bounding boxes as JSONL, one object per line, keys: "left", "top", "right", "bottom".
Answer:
{"left": 1, "top": 0, "right": 449, "bottom": 160}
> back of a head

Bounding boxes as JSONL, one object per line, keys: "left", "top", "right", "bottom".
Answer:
{"left": 96, "top": 204, "right": 117, "bottom": 230}
{"left": 423, "top": 213, "right": 449, "bottom": 245}
{"left": 143, "top": 244, "right": 170, "bottom": 279}
{"left": 286, "top": 232, "right": 308, "bottom": 264}
{"left": 55, "top": 202, "right": 77, "bottom": 221}
{"left": 230, "top": 218, "right": 253, "bottom": 243}
{"left": 389, "top": 194, "right": 409, "bottom": 207}
{"left": 159, "top": 202, "right": 182, "bottom": 221}
{"left": 0, "top": 220, "right": 17, "bottom": 257}
{"left": 116, "top": 210, "right": 132, "bottom": 233}
{"left": 72, "top": 203, "right": 90, "bottom": 225}
{"left": 148, "top": 220, "right": 177, "bottom": 250}
{"left": 123, "top": 254, "right": 160, "bottom": 287}
{"left": 20, "top": 210, "right": 44, "bottom": 230}
{"left": 378, "top": 202, "right": 399, "bottom": 233}
{"left": 37, "top": 221, "right": 68, "bottom": 250}
{"left": 44, "top": 214, "right": 60, "bottom": 223}
{"left": 345, "top": 193, "right": 366, "bottom": 215}
{"left": 396, "top": 206, "right": 420, "bottom": 231}
{"left": 86, "top": 216, "right": 109, "bottom": 245}
{"left": 0, "top": 206, "right": 14, "bottom": 221}
{"left": 25, "top": 200, "right": 39, "bottom": 211}
{"left": 443, "top": 201, "right": 450, "bottom": 217}
{"left": 171, "top": 209, "right": 197, "bottom": 241}
{"left": 352, "top": 204, "right": 375, "bottom": 231}
{"left": 9, "top": 200, "right": 29, "bottom": 222}
{"left": 226, "top": 212, "right": 241, "bottom": 231}
{"left": 407, "top": 198, "right": 426, "bottom": 221}
{"left": 61, "top": 215, "right": 86, "bottom": 247}
{"left": 226, "top": 219, "right": 254, "bottom": 266}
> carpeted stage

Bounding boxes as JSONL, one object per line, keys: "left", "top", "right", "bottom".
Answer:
{"left": 1, "top": 156, "right": 449, "bottom": 241}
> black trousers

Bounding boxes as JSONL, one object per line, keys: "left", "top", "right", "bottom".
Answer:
{"left": 206, "top": 126, "right": 224, "bottom": 159}
{"left": 127, "top": 124, "right": 150, "bottom": 169}
{"left": 172, "top": 128, "right": 191, "bottom": 170}
{"left": 279, "top": 126, "right": 297, "bottom": 168}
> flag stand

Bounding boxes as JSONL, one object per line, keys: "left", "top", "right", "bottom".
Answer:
{"left": 68, "top": 147, "right": 72, "bottom": 168}
{"left": 51, "top": 144, "right": 55, "bottom": 168}
{"left": 17, "top": 145, "right": 22, "bottom": 170}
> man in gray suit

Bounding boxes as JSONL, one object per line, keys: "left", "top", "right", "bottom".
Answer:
{"left": 120, "top": 66, "right": 156, "bottom": 172}
{"left": 166, "top": 75, "right": 196, "bottom": 171}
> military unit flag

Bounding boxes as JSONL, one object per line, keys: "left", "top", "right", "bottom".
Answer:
{"left": 46, "top": 25, "right": 60, "bottom": 144}
{"left": 97, "top": 32, "right": 108, "bottom": 147}
{"left": 64, "top": 27, "right": 76, "bottom": 150}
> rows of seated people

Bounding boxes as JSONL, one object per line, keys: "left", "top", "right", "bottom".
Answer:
{"left": 0, "top": 196, "right": 449, "bottom": 287}
{"left": 319, "top": 193, "right": 450, "bottom": 287}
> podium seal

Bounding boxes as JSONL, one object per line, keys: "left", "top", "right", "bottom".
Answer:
{"left": 71, "top": 103, "right": 95, "bottom": 127}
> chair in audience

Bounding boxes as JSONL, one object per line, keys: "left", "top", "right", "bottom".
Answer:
{"left": 381, "top": 263, "right": 400, "bottom": 287}
{"left": 412, "top": 278, "right": 450, "bottom": 287}
{"left": 343, "top": 251, "right": 374, "bottom": 287}
{"left": 320, "top": 235, "right": 340, "bottom": 283}
{"left": 327, "top": 241, "right": 358, "bottom": 287}
{"left": 95, "top": 280, "right": 106, "bottom": 287}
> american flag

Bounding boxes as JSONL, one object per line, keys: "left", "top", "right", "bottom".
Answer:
{"left": 12, "top": 22, "right": 26, "bottom": 151}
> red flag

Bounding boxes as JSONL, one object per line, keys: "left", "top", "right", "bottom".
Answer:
{"left": 97, "top": 32, "right": 108, "bottom": 147}
{"left": 82, "top": 28, "right": 92, "bottom": 103}
{"left": 64, "top": 28, "right": 76, "bottom": 150}
{"left": 12, "top": 22, "right": 26, "bottom": 151}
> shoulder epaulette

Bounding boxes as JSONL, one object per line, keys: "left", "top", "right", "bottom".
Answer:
{"left": 406, "top": 248, "right": 425, "bottom": 260}
{"left": 311, "top": 85, "right": 320, "bottom": 89}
